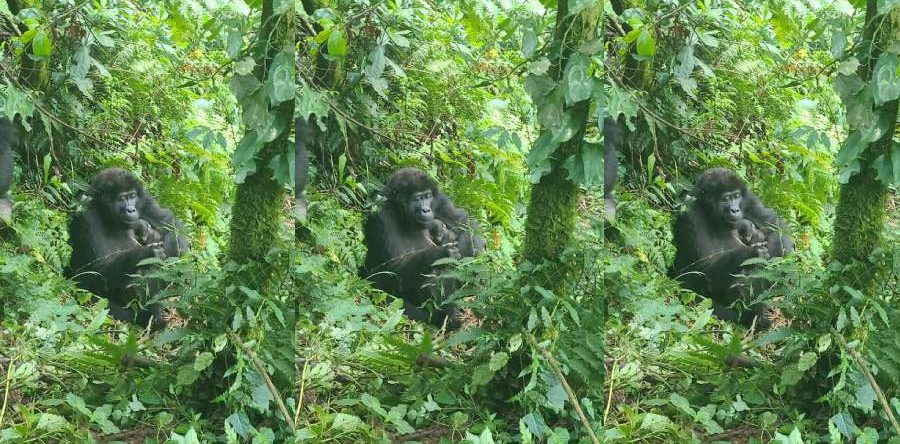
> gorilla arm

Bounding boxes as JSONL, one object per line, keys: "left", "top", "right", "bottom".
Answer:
{"left": 67, "top": 210, "right": 164, "bottom": 291}
{"left": 362, "top": 213, "right": 456, "bottom": 295}
{"left": 138, "top": 197, "right": 189, "bottom": 258}
{"left": 672, "top": 210, "right": 763, "bottom": 294}
{"left": 432, "top": 194, "right": 485, "bottom": 257}
{"left": 742, "top": 193, "right": 794, "bottom": 257}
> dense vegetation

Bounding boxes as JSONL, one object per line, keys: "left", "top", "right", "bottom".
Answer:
{"left": 0, "top": 0, "right": 898, "bottom": 442}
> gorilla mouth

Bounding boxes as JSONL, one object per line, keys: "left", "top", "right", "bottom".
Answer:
{"left": 415, "top": 214, "right": 434, "bottom": 224}
{"left": 122, "top": 213, "right": 140, "bottom": 222}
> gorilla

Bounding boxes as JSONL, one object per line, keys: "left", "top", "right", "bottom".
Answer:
{"left": 66, "top": 168, "right": 189, "bottom": 330}
{"left": 671, "top": 168, "right": 793, "bottom": 330}
{"left": 0, "top": 118, "right": 16, "bottom": 226}
{"left": 602, "top": 116, "right": 622, "bottom": 221}
{"left": 294, "top": 117, "right": 311, "bottom": 223}
{"left": 361, "top": 168, "right": 484, "bottom": 330}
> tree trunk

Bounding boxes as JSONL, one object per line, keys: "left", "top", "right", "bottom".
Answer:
{"left": 227, "top": 0, "right": 295, "bottom": 389}
{"left": 522, "top": 1, "right": 591, "bottom": 293}
{"left": 831, "top": 1, "right": 899, "bottom": 292}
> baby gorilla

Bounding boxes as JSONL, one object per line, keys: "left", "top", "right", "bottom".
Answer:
{"left": 671, "top": 168, "right": 793, "bottom": 330}
{"left": 361, "top": 168, "right": 484, "bottom": 330}
{"left": 66, "top": 168, "right": 189, "bottom": 330}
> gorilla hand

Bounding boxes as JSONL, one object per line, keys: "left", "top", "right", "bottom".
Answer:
{"left": 142, "top": 242, "right": 167, "bottom": 260}
{"left": 131, "top": 219, "right": 162, "bottom": 245}
{"left": 441, "top": 242, "right": 461, "bottom": 260}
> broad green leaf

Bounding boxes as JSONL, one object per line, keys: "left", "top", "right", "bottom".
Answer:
{"left": 837, "top": 57, "right": 860, "bottom": 75}
{"left": 365, "top": 45, "right": 386, "bottom": 80}
{"left": 636, "top": 28, "right": 656, "bottom": 56}
{"left": 268, "top": 51, "right": 294, "bottom": 104}
{"left": 831, "top": 30, "right": 846, "bottom": 59}
{"left": 327, "top": 28, "right": 347, "bottom": 57}
{"left": 32, "top": 29, "right": 51, "bottom": 57}
{"left": 563, "top": 53, "right": 591, "bottom": 105}
{"left": 836, "top": 131, "right": 865, "bottom": 183}
{"left": 36, "top": 413, "right": 68, "bottom": 432}
{"left": 522, "top": 27, "right": 537, "bottom": 58}
{"left": 251, "top": 380, "right": 273, "bottom": 410}
{"left": 524, "top": 74, "right": 556, "bottom": 100}
{"left": 833, "top": 73, "right": 865, "bottom": 100}
{"left": 234, "top": 57, "right": 256, "bottom": 75}
{"left": 639, "top": 413, "right": 672, "bottom": 431}
{"left": 873, "top": 145, "right": 900, "bottom": 185}
{"left": 226, "top": 30, "right": 243, "bottom": 59}
{"left": 489, "top": 352, "right": 508, "bottom": 371}
{"left": 797, "top": 351, "right": 817, "bottom": 371}
{"left": 872, "top": 53, "right": 899, "bottom": 105}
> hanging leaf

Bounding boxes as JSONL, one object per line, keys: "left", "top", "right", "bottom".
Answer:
{"left": 327, "top": 28, "right": 347, "bottom": 57}
{"left": 636, "top": 28, "right": 656, "bottom": 56}
{"left": 872, "top": 53, "right": 899, "bottom": 105}
{"left": 32, "top": 29, "right": 52, "bottom": 57}
{"left": 268, "top": 51, "right": 294, "bottom": 105}
{"left": 563, "top": 53, "right": 591, "bottom": 105}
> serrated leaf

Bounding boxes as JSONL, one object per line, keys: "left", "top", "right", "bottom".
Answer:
{"left": 489, "top": 352, "right": 509, "bottom": 371}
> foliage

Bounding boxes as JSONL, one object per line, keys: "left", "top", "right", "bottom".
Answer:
{"left": 0, "top": 0, "right": 898, "bottom": 442}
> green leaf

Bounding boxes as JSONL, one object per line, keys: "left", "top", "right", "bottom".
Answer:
{"left": 522, "top": 28, "right": 537, "bottom": 58}
{"left": 32, "top": 29, "right": 51, "bottom": 57}
{"left": 837, "top": 57, "right": 860, "bottom": 75}
{"left": 797, "top": 352, "right": 817, "bottom": 371}
{"left": 268, "top": 51, "right": 294, "bottom": 105}
{"left": 831, "top": 30, "right": 846, "bottom": 59}
{"left": 836, "top": 131, "right": 865, "bottom": 183}
{"left": 251, "top": 381, "right": 273, "bottom": 410}
{"left": 226, "top": 30, "right": 243, "bottom": 59}
{"left": 327, "top": 28, "right": 347, "bottom": 57}
{"left": 873, "top": 145, "right": 900, "bottom": 185}
{"left": 365, "top": 44, "right": 386, "bottom": 80}
{"left": 636, "top": 28, "right": 656, "bottom": 56}
{"left": 489, "top": 352, "right": 509, "bottom": 371}
{"left": 563, "top": 53, "right": 591, "bottom": 105}
{"left": 331, "top": 413, "right": 364, "bottom": 432}
{"left": 872, "top": 53, "right": 899, "bottom": 105}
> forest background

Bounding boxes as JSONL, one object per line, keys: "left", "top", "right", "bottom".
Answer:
{"left": 0, "top": 0, "right": 898, "bottom": 442}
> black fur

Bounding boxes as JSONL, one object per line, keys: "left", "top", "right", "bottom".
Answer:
{"left": 66, "top": 168, "right": 189, "bottom": 330}
{"left": 0, "top": 118, "right": 15, "bottom": 224}
{"left": 671, "top": 168, "right": 793, "bottom": 330}
{"left": 361, "top": 168, "right": 484, "bottom": 329}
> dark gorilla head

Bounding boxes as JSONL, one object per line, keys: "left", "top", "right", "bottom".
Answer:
{"left": 693, "top": 168, "right": 748, "bottom": 227}
{"left": 89, "top": 168, "right": 146, "bottom": 227}
{"left": 384, "top": 168, "right": 439, "bottom": 228}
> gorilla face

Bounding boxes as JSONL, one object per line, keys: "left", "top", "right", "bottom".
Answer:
{"left": 717, "top": 190, "right": 743, "bottom": 226}
{"left": 405, "top": 190, "right": 435, "bottom": 226}
{"left": 109, "top": 190, "right": 141, "bottom": 225}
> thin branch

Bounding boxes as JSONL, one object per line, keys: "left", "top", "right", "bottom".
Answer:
{"left": 0, "top": 354, "right": 15, "bottom": 427}
{"left": 833, "top": 330, "right": 900, "bottom": 435}
{"left": 228, "top": 331, "right": 297, "bottom": 432}
{"left": 530, "top": 336, "right": 601, "bottom": 444}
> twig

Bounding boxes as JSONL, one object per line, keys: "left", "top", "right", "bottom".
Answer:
{"left": 0, "top": 354, "right": 15, "bottom": 427}
{"left": 833, "top": 330, "right": 900, "bottom": 435}
{"left": 228, "top": 331, "right": 296, "bottom": 431}
{"left": 603, "top": 357, "right": 617, "bottom": 425}
{"left": 530, "top": 336, "right": 601, "bottom": 444}
{"left": 293, "top": 359, "right": 308, "bottom": 426}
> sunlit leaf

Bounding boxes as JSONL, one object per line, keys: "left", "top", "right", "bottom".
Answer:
{"left": 327, "top": 27, "right": 347, "bottom": 57}
{"left": 872, "top": 53, "right": 899, "bottom": 105}
{"left": 32, "top": 29, "right": 51, "bottom": 57}
{"left": 636, "top": 28, "right": 656, "bottom": 56}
